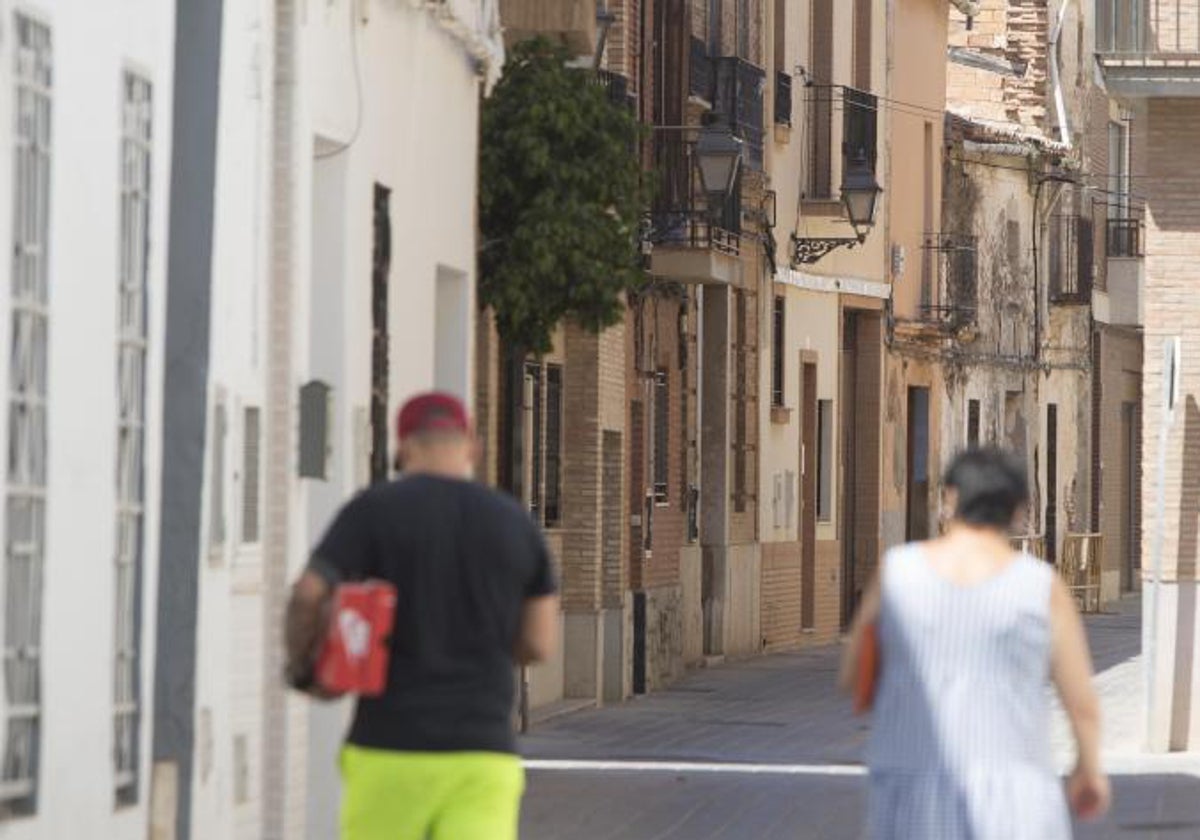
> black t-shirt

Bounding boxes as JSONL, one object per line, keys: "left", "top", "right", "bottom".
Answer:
{"left": 310, "top": 473, "right": 556, "bottom": 754}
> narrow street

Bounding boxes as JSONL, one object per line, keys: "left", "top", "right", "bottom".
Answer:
{"left": 521, "top": 598, "right": 1200, "bottom": 839}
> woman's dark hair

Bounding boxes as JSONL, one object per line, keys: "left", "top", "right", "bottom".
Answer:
{"left": 942, "top": 447, "right": 1028, "bottom": 529}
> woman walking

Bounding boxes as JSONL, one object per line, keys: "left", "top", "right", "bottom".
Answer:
{"left": 841, "top": 447, "right": 1110, "bottom": 839}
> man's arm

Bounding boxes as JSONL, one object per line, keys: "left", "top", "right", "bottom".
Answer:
{"left": 514, "top": 594, "right": 560, "bottom": 665}
{"left": 284, "top": 569, "right": 332, "bottom": 691}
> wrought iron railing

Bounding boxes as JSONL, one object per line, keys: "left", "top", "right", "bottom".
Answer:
{"left": 919, "top": 233, "right": 978, "bottom": 327}
{"left": 1049, "top": 214, "right": 1095, "bottom": 304}
{"left": 595, "top": 68, "right": 633, "bottom": 110}
{"left": 713, "top": 57, "right": 765, "bottom": 171}
{"left": 648, "top": 134, "right": 742, "bottom": 256}
{"left": 1106, "top": 215, "right": 1144, "bottom": 257}
{"left": 775, "top": 71, "right": 792, "bottom": 126}
{"left": 1097, "top": 0, "right": 1200, "bottom": 57}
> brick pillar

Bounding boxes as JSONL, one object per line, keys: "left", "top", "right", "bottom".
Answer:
{"left": 1140, "top": 99, "right": 1200, "bottom": 752}
{"left": 560, "top": 320, "right": 629, "bottom": 702}
{"left": 700, "top": 286, "right": 731, "bottom": 655}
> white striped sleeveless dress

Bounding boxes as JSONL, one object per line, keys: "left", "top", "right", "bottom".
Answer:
{"left": 866, "top": 543, "right": 1071, "bottom": 839}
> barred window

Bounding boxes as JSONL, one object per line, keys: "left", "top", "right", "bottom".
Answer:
{"left": 210, "top": 399, "right": 227, "bottom": 552}
{"left": 771, "top": 296, "right": 785, "bottom": 406}
{"left": 3, "top": 15, "right": 52, "bottom": 812}
{"left": 242, "top": 407, "right": 261, "bottom": 543}
{"left": 112, "top": 71, "right": 151, "bottom": 804}
{"left": 654, "top": 370, "right": 669, "bottom": 504}
{"left": 543, "top": 366, "right": 562, "bottom": 527}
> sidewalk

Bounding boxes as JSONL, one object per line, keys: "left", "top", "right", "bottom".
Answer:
{"left": 520, "top": 595, "right": 1200, "bottom": 839}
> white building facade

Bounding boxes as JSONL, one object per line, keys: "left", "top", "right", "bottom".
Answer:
{"left": 0, "top": 1, "right": 176, "bottom": 838}
{"left": 176, "top": 2, "right": 502, "bottom": 840}
{"left": 0, "top": 1, "right": 496, "bottom": 839}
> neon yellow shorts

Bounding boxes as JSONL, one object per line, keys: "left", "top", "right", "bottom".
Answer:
{"left": 340, "top": 745, "right": 525, "bottom": 840}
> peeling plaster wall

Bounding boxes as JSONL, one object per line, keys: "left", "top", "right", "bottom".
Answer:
{"left": 939, "top": 146, "right": 1093, "bottom": 558}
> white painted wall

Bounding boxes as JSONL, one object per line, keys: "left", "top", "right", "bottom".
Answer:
{"left": 296, "top": 3, "right": 496, "bottom": 837}
{"left": 192, "top": 0, "right": 273, "bottom": 837}
{"left": 0, "top": 1, "right": 175, "bottom": 837}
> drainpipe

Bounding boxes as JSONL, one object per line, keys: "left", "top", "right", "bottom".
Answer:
{"left": 263, "top": 1, "right": 299, "bottom": 837}
{"left": 1048, "top": 0, "right": 1077, "bottom": 147}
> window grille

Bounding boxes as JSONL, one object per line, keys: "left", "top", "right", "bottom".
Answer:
{"left": 210, "top": 400, "right": 227, "bottom": 551}
{"left": 112, "top": 71, "right": 151, "bottom": 804}
{"left": 2, "top": 15, "right": 52, "bottom": 812}
{"left": 241, "top": 407, "right": 260, "bottom": 543}
{"left": 653, "top": 370, "right": 669, "bottom": 504}
{"left": 543, "top": 366, "right": 562, "bottom": 527}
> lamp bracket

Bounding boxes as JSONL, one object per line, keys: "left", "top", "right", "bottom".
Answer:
{"left": 790, "top": 234, "right": 863, "bottom": 266}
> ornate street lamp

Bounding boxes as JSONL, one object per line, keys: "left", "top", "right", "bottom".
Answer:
{"left": 695, "top": 124, "right": 743, "bottom": 197}
{"left": 790, "top": 149, "right": 883, "bottom": 266}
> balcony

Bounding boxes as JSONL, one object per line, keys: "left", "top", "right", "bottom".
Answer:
{"left": 686, "top": 45, "right": 766, "bottom": 171}
{"left": 500, "top": 0, "right": 597, "bottom": 55}
{"left": 1096, "top": 0, "right": 1200, "bottom": 96}
{"left": 1106, "top": 215, "right": 1144, "bottom": 258}
{"left": 713, "top": 58, "right": 766, "bottom": 171}
{"left": 644, "top": 134, "right": 742, "bottom": 285}
{"left": 1096, "top": 215, "right": 1144, "bottom": 326}
{"left": 804, "top": 86, "right": 878, "bottom": 209}
{"left": 919, "top": 233, "right": 978, "bottom": 329}
{"left": 594, "top": 69, "right": 634, "bottom": 110}
{"left": 1048, "top": 214, "right": 1095, "bottom": 305}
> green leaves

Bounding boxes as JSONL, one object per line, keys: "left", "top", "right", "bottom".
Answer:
{"left": 479, "top": 38, "right": 645, "bottom": 354}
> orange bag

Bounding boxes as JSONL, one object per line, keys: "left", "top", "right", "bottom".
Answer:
{"left": 853, "top": 622, "right": 880, "bottom": 715}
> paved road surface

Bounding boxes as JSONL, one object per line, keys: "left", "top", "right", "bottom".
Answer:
{"left": 520, "top": 597, "right": 1200, "bottom": 838}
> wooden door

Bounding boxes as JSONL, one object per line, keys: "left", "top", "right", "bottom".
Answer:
{"left": 801, "top": 361, "right": 818, "bottom": 630}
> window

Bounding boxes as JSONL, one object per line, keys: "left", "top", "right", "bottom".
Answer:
{"left": 544, "top": 366, "right": 562, "bottom": 527}
{"left": 3, "top": 15, "right": 52, "bottom": 812}
{"left": 370, "top": 185, "right": 391, "bottom": 484}
{"left": 524, "top": 362, "right": 543, "bottom": 519}
{"left": 771, "top": 296, "right": 785, "bottom": 406}
{"left": 733, "top": 291, "right": 749, "bottom": 513}
{"left": 654, "top": 370, "right": 669, "bottom": 504}
{"left": 817, "top": 400, "right": 833, "bottom": 521}
{"left": 113, "top": 71, "right": 151, "bottom": 804}
{"left": 1108, "top": 120, "right": 1130, "bottom": 218}
{"left": 853, "top": 0, "right": 872, "bottom": 91}
{"left": 242, "top": 407, "right": 261, "bottom": 543}
{"left": 210, "top": 399, "right": 227, "bottom": 552}
{"left": 967, "top": 399, "right": 980, "bottom": 448}
{"left": 807, "top": 0, "right": 834, "bottom": 199}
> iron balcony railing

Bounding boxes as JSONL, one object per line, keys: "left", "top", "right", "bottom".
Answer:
{"left": 1049, "top": 214, "right": 1095, "bottom": 304}
{"left": 648, "top": 134, "right": 742, "bottom": 256}
{"left": 919, "top": 233, "right": 978, "bottom": 327}
{"left": 1097, "top": 0, "right": 1200, "bottom": 57}
{"left": 775, "top": 71, "right": 792, "bottom": 126}
{"left": 594, "top": 69, "right": 633, "bottom": 110}
{"left": 805, "top": 85, "right": 878, "bottom": 201}
{"left": 686, "top": 45, "right": 766, "bottom": 171}
{"left": 713, "top": 57, "right": 765, "bottom": 171}
{"left": 1106, "top": 215, "right": 1144, "bottom": 257}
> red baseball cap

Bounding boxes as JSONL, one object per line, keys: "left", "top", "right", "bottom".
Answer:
{"left": 396, "top": 392, "right": 471, "bottom": 441}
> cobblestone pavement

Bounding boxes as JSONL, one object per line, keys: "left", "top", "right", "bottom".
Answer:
{"left": 520, "top": 596, "right": 1200, "bottom": 839}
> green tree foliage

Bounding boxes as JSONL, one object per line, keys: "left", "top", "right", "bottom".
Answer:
{"left": 480, "top": 38, "right": 645, "bottom": 355}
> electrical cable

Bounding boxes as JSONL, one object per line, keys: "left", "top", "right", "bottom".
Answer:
{"left": 315, "top": 0, "right": 365, "bottom": 160}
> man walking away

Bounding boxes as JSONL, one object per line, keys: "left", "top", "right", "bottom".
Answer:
{"left": 285, "top": 392, "right": 559, "bottom": 840}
